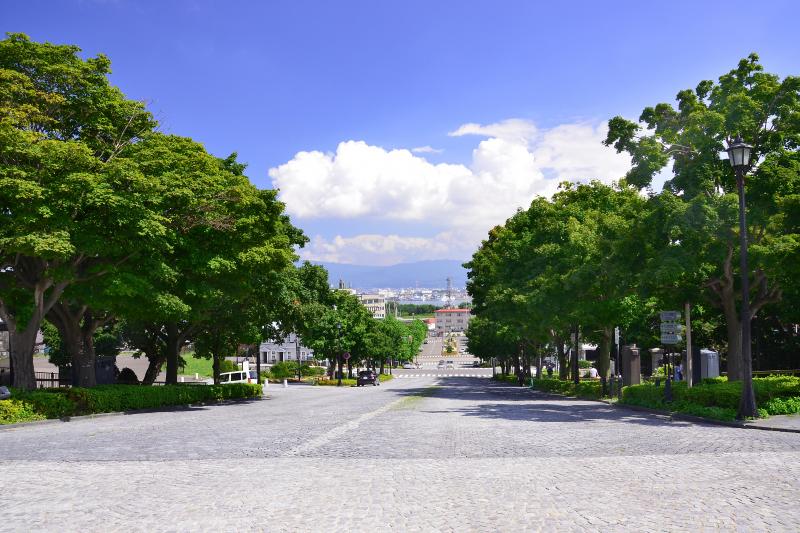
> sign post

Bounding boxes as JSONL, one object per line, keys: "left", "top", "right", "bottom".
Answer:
{"left": 659, "top": 311, "right": 682, "bottom": 402}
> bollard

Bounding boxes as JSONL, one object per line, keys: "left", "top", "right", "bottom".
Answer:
{"left": 195, "top": 373, "right": 199, "bottom": 380}
{"left": 617, "top": 375, "right": 623, "bottom": 400}
{"left": 283, "top": 379, "right": 288, "bottom": 388}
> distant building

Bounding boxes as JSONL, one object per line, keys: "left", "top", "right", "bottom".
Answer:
{"left": 259, "top": 333, "right": 314, "bottom": 364}
{"left": 359, "top": 293, "right": 386, "bottom": 319}
{"left": 434, "top": 308, "right": 472, "bottom": 334}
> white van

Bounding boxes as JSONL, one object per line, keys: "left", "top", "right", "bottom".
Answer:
{"left": 207, "top": 369, "right": 258, "bottom": 385}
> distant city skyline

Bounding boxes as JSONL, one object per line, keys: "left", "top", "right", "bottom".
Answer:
{"left": 4, "top": 1, "right": 799, "bottom": 265}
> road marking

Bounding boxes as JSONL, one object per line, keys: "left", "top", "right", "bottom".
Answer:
{"left": 282, "top": 395, "right": 405, "bottom": 457}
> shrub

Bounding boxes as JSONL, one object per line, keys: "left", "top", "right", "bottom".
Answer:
{"left": 117, "top": 367, "right": 139, "bottom": 385}
{"left": 0, "top": 399, "right": 47, "bottom": 425}
{"left": 269, "top": 361, "right": 297, "bottom": 379}
{"left": 577, "top": 360, "right": 593, "bottom": 369}
{"left": 620, "top": 376, "right": 800, "bottom": 420}
{"left": 219, "top": 359, "right": 239, "bottom": 373}
{"left": 0, "top": 383, "right": 261, "bottom": 424}
{"left": 316, "top": 378, "right": 357, "bottom": 386}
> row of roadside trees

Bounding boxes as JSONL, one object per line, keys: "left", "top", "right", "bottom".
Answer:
{"left": 0, "top": 33, "right": 425, "bottom": 390}
{"left": 465, "top": 55, "right": 800, "bottom": 417}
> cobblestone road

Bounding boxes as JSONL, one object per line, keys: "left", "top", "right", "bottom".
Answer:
{"left": 2, "top": 376, "right": 800, "bottom": 532}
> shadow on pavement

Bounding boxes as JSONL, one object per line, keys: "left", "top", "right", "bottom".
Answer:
{"left": 388, "top": 376, "right": 692, "bottom": 427}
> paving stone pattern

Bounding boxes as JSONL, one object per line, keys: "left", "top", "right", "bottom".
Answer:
{"left": 2, "top": 377, "right": 800, "bottom": 532}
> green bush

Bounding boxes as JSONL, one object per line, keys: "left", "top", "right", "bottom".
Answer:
{"left": 620, "top": 376, "right": 800, "bottom": 420}
{"left": 0, "top": 383, "right": 261, "bottom": 425}
{"left": 0, "top": 399, "right": 47, "bottom": 424}
{"left": 316, "top": 378, "right": 357, "bottom": 386}
{"left": 530, "top": 378, "right": 603, "bottom": 400}
{"left": 219, "top": 359, "right": 239, "bottom": 373}
{"left": 577, "top": 360, "right": 593, "bottom": 369}
{"left": 269, "top": 361, "right": 297, "bottom": 379}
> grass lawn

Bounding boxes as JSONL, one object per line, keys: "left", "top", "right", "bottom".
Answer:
{"left": 179, "top": 353, "right": 213, "bottom": 377}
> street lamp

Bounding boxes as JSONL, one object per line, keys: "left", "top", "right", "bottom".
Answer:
{"left": 336, "top": 322, "right": 342, "bottom": 387}
{"left": 727, "top": 135, "right": 757, "bottom": 419}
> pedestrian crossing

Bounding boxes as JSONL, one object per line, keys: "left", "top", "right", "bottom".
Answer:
{"left": 394, "top": 373, "right": 492, "bottom": 378}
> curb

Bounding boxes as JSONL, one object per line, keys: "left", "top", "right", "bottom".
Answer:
{"left": 0, "top": 396, "right": 265, "bottom": 431}
{"left": 508, "top": 382, "right": 800, "bottom": 435}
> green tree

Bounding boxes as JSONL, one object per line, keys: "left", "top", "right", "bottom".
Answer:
{"left": 605, "top": 54, "right": 799, "bottom": 387}
{"left": 0, "top": 34, "right": 162, "bottom": 389}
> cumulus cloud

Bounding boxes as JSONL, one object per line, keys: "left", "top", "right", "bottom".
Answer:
{"left": 411, "top": 145, "right": 444, "bottom": 154}
{"left": 298, "top": 232, "right": 469, "bottom": 266}
{"left": 270, "top": 118, "right": 631, "bottom": 265}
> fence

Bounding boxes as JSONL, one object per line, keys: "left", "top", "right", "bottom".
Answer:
{"left": 35, "top": 371, "right": 70, "bottom": 388}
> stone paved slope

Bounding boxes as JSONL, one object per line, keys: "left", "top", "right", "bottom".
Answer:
{"left": 2, "top": 377, "right": 799, "bottom": 532}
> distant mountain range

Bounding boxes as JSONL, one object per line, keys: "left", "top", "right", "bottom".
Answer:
{"left": 312, "top": 259, "right": 469, "bottom": 289}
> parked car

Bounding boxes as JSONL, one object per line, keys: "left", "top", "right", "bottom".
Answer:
{"left": 445, "top": 360, "right": 455, "bottom": 369}
{"left": 207, "top": 370, "right": 258, "bottom": 385}
{"left": 357, "top": 370, "right": 380, "bottom": 386}
{"left": 402, "top": 363, "right": 415, "bottom": 369}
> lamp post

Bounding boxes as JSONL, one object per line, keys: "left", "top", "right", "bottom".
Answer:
{"left": 727, "top": 135, "right": 758, "bottom": 419}
{"left": 295, "top": 333, "right": 302, "bottom": 383}
{"left": 336, "top": 322, "right": 342, "bottom": 387}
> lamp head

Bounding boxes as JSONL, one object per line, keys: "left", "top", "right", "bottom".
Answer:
{"left": 727, "top": 136, "right": 752, "bottom": 171}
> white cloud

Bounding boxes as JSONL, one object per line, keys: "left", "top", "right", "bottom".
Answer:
{"left": 299, "top": 232, "right": 468, "bottom": 266}
{"left": 448, "top": 118, "right": 538, "bottom": 145}
{"left": 411, "top": 145, "right": 444, "bottom": 154}
{"left": 270, "top": 118, "right": 631, "bottom": 265}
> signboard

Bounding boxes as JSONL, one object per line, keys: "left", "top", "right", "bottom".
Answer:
{"left": 660, "top": 310, "right": 682, "bottom": 345}
{"left": 660, "top": 311, "right": 681, "bottom": 322}
{"left": 614, "top": 327, "right": 619, "bottom": 345}
{"left": 342, "top": 352, "right": 351, "bottom": 360}
{"left": 661, "top": 333, "right": 682, "bottom": 345}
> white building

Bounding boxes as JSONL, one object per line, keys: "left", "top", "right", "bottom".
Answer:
{"left": 434, "top": 308, "right": 472, "bottom": 334}
{"left": 259, "top": 333, "right": 314, "bottom": 364}
{"left": 359, "top": 293, "right": 386, "bottom": 319}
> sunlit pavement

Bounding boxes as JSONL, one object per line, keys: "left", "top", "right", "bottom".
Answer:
{"left": 2, "top": 376, "right": 800, "bottom": 532}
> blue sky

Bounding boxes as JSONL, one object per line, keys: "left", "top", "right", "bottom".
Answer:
{"left": 3, "top": 0, "right": 799, "bottom": 265}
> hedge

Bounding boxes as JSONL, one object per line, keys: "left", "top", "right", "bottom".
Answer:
{"left": 530, "top": 378, "right": 603, "bottom": 400}
{"left": 620, "top": 376, "right": 800, "bottom": 420}
{"left": 0, "top": 383, "right": 262, "bottom": 425}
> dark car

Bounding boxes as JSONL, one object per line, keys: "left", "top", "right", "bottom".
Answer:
{"left": 357, "top": 370, "right": 380, "bottom": 387}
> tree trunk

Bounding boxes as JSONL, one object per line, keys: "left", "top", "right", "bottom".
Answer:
{"left": 724, "top": 306, "right": 742, "bottom": 381}
{"left": 212, "top": 351, "right": 221, "bottom": 385}
{"left": 336, "top": 354, "right": 343, "bottom": 386}
{"left": 8, "top": 327, "right": 38, "bottom": 390}
{"left": 76, "top": 322, "right": 97, "bottom": 388}
{"left": 597, "top": 327, "right": 612, "bottom": 381}
{"left": 379, "top": 358, "right": 385, "bottom": 375}
{"left": 347, "top": 358, "right": 353, "bottom": 379}
{"left": 142, "top": 353, "right": 165, "bottom": 385}
{"left": 165, "top": 322, "right": 179, "bottom": 385}
{"left": 557, "top": 338, "right": 568, "bottom": 380}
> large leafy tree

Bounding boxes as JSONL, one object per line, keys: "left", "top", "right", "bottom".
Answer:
{"left": 0, "top": 34, "right": 162, "bottom": 389}
{"left": 604, "top": 54, "right": 800, "bottom": 381}
{"left": 120, "top": 141, "right": 304, "bottom": 385}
